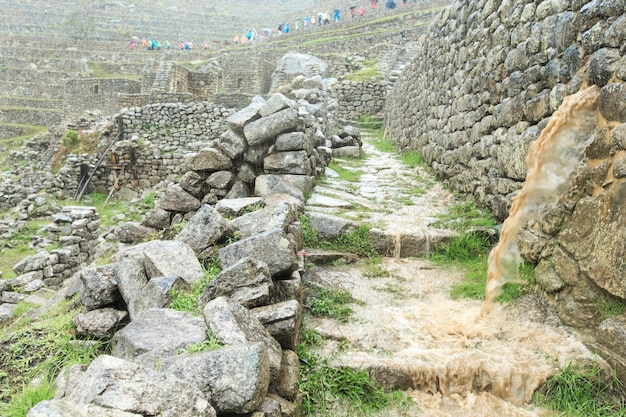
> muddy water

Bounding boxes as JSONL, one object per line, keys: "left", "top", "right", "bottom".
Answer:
{"left": 484, "top": 86, "right": 601, "bottom": 310}
{"left": 306, "top": 123, "right": 604, "bottom": 416}
{"left": 308, "top": 259, "right": 599, "bottom": 416}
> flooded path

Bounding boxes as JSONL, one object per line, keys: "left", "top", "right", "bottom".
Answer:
{"left": 302, "top": 130, "right": 602, "bottom": 416}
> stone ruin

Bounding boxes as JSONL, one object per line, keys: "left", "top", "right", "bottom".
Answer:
{"left": 1, "top": 54, "right": 371, "bottom": 416}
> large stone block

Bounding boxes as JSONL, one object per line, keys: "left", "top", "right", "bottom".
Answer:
{"left": 175, "top": 204, "right": 233, "bottom": 255}
{"left": 112, "top": 308, "right": 207, "bottom": 362}
{"left": 115, "top": 240, "right": 204, "bottom": 285}
{"left": 60, "top": 355, "right": 215, "bottom": 417}
{"left": 243, "top": 108, "right": 299, "bottom": 146}
{"left": 186, "top": 148, "right": 233, "bottom": 171}
{"left": 203, "top": 297, "right": 282, "bottom": 380}
{"left": 219, "top": 229, "right": 297, "bottom": 277}
{"left": 199, "top": 257, "right": 273, "bottom": 308}
{"left": 156, "top": 343, "right": 270, "bottom": 414}
{"left": 264, "top": 151, "right": 312, "bottom": 175}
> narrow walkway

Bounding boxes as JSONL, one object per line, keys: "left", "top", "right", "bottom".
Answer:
{"left": 303, "top": 130, "right": 599, "bottom": 416}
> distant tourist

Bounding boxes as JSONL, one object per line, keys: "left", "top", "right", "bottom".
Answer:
{"left": 359, "top": 5, "right": 365, "bottom": 16}
{"left": 166, "top": 40, "right": 170, "bottom": 50}
{"left": 284, "top": 22, "right": 290, "bottom": 33}
{"left": 322, "top": 11, "right": 330, "bottom": 24}
{"left": 334, "top": 8, "right": 340, "bottom": 22}
{"left": 386, "top": 0, "right": 396, "bottom": 9}
{"left": 371, "top": 0, "right": 378, "bottom": 9}
{"left": 129, "top": 39, "right": 136, "bottom": 50}
{"left": 304, "top": 16, "right": 310, "bottom": 29}
{"left": 350, "top": 5, "right": 356, "bottom": 18}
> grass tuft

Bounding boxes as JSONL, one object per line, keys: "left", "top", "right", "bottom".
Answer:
{"left": 533, "top": 364, "right": 626, "bottom": 416}
{"left": 300, "top": 214, "right": 378, "bottom": 258}
{"left": 297, "top": 325, "right": 413, "bottom": 416}
{"left": 305, "top": 285, "right": 355, "bottom": 322}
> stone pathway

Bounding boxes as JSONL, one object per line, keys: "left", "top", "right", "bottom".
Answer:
{"left": 302, "top": 130, "right": 602, "bottom": 416}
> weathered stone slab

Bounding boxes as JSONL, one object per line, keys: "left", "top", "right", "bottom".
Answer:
{"left": 13, "top": 251, "right": 49, "bottom": 275}
{"left": 332, "top": 146, "right": 361, "bottom": 158}
{"left": 558, "top": 184, "right": 626, "bottom": 299}
{"left": 115, "top": 240, "right": 204, "bottom": 285}
{"left": 175, "top": 205, "right": 233, "bottom": 255}
{"left": 272, "top": 271, "right": 304, "bottom": 304}
{"left": 231, "top": 203, "right": 297, "bottom": 239}
{"left": 306, "top": 212, "right": 357, "bottom": 240}
{"left": 141, "top": 208, "right": 171, "bottom": 229}
{"left": 255, "top": 175, "right": 305, "bottom": 202}
{"left": 133, "top": 276, "right": 188, "bottom": 318}
{"left": 79, "top": 264, "right": 121, "bottom": 311}
{"left": 215, "top": 197, "right": 263, "bottom": 217}
{"left": 27, "top": 399, "right": 142, "bottom": 417}
{"left": 114, "top": 259, "right": 149, "bottom": 320}
{"left": 73, "top": 308, "right": 128, "bottom": 338}
{"left": 112, "top": 308, "right": 207, "bottom": 362}
{"left": 61, "top": 355, "right": 215, "bottom": 417}
{"left": 156, "top": 184, "right": 201, "bottom": 213}
{"left": 227, "top": 101, "right": 264, "bottom": 134}
{"left": 156, "top": 343, "right": 270, "bottom": 414}
{"left": 203, "top": 297, "right": 282, "bottom": 380}
{"left": 271, "top": 350, "right": 300, "bottom": 401}
{"left": 243, "top": 108, "right": 299, "bottom": 146}
{"left": 275, "top": 132, "right": 313, "bottom": 153}
{"left": 199, "top": 257, "right": 272, "bottom": 308}
{"left": 306, "top": 194, "right": 353, "bottom": 208}
{"left": 186, "top": 148, "right": 233, "bottom": 171}
{"left": 180, "top": 171, "right": 209, "bottom": 198}
{"left": 218, "top": 129, "right": 248, "bottom": 159}
{"left": 264, "top": 151, "right": 312, "bottom": 175}
{"left": 0, "top": 303, "right": 15, "bottom": 323}
{"left": 251, "top": 300, "right": 302, "bottom": 350}
{"left": 259, "top": 94, "right": 296, "bottom": 117}
{"left": 113, "top": 222, "right": 154, "bottom": 244}
{"left": 219, "top": 229, "right": 297, "bottom": 277}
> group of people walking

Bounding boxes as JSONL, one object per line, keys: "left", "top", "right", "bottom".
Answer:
{"left": 128, "top": 0, "right": 420, "bottom": 51}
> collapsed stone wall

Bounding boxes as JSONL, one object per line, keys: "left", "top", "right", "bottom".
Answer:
{"left": 384, "top": 0, "right": 626, "bottom": 380}
{"left": 9, "top": 206, "right": 99, "bottom": 289}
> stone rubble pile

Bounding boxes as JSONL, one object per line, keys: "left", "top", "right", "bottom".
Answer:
{"left": 0, "top": 206, "right": 99, "bottom": 324}
{"left": 23, "top": 59, "right": 354, "bottom": 417}
{"left": 33, "top": 193, "right": 306, "bottom": 417}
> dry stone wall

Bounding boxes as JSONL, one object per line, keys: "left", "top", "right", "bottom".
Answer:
{"left": 10, "top": 206, "right": 99, "bottom": 289}
{"left": 384, "top": 0, "right": 626, "bottom": 380}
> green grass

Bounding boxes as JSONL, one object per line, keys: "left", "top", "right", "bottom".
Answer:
{"left": 0, "top": 297, "right": 110, "bottom": 415}
{"left": 398, "top": 151, "right": 423, "bottom": 168}
{"left": 357, "top": 116, "right": 384, "bottom": 131}
{"left": 297, "top": 327, "right": 414, "bottom": 416}
{"left": 345, "top": 66, "right": 381, "bottom": 82}
{"left": 428, "top": 200, "right": 532, "bottom": 302}
{"left": 533, "top": 364, "right": 626, "bottom": 416}
{"left": 431, "top": 201, "right": 497, "bottom": 232}
{"left": 181, "top": 332, "right": 223, "bottom": 353}
{"left": 169, "top": 258, "right": 221, "bottom": 315}
{"left": 371, "top": 136, "right": 396, "bottom": 154}
{"left": 305, "top": 285, "right": 356, "bottom": 322}
{"left": 0, "top": 218, "right": 54, "bottom": 279}
{"left": 363, "top": 256, "right": 389, "bottom": 278}
{"left": 327, "top": 160, "right": 363, "bottom": 183}
{"left": 301, "top": 214, "right": 378, "bottom": 258}
{"left": 598, "top": 299, "right": 626, "bottom": 320}
{"left": 0, "top": 376, "right": 57, "bottom": 417}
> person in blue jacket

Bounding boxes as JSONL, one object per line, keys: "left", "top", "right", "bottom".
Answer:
{"left": 334, "top": 8, "right": 340, "bottom": 22}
